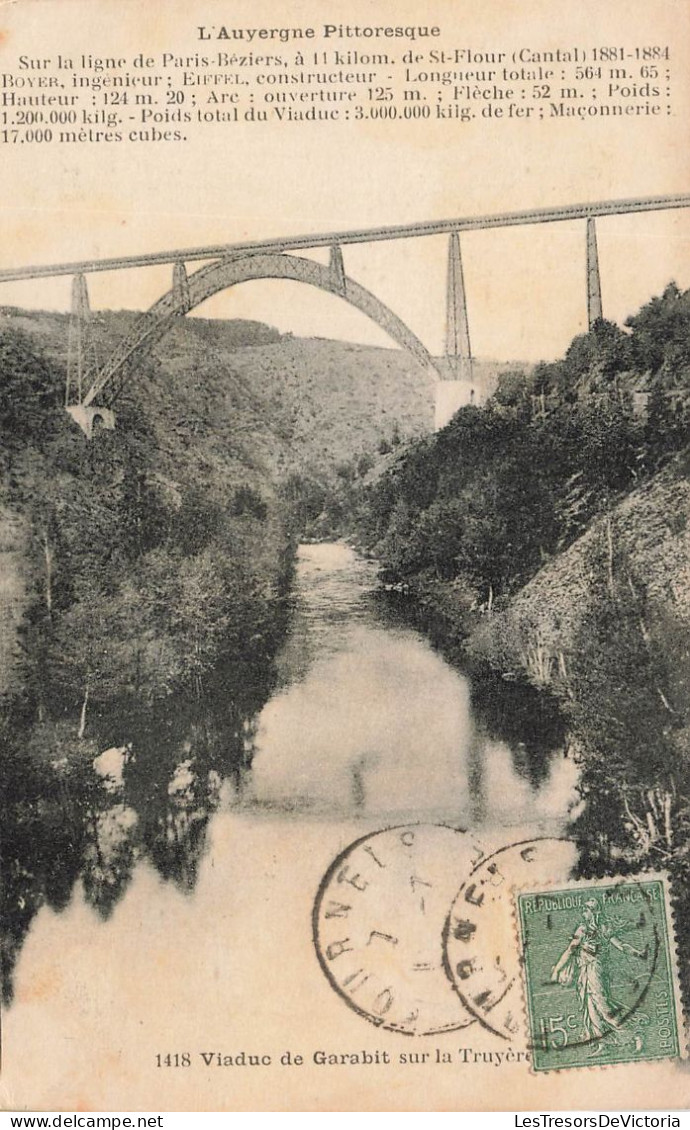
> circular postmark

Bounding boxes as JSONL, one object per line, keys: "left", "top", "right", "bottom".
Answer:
{"left": 313, "top": 823, "right": 485, "bottom": 1035}
{"left": 443, "top": 837, "right": 579, "bottom": 1040}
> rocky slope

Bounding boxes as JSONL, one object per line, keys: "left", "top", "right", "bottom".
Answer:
{"left": 468, "top": 449, "right": 690, "bottom": 685}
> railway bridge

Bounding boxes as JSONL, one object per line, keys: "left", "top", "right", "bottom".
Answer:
{"left": 0, "top": 192, "right": 688, "bottom": 435}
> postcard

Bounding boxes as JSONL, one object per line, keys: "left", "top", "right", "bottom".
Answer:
{"left": 0, "top": 0, "right": 688, "bottom": 1113}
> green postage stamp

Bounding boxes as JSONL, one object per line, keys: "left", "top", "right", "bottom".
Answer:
{"left": 516, "top": 875, "right": 685, "bottom": 1072}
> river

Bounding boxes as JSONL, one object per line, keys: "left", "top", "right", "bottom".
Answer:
{"left": 2, "top": 541, "right": 582, "bottom": 1110}
{"left": 243, "top": 542, "right": 579, "bottom": 827}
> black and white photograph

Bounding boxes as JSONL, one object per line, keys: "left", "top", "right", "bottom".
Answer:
{"left": 0, "top": 0, "right": 688, "bottom": 1114}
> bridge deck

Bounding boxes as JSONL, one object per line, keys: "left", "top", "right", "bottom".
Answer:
{"left": 0, "top": 193, "right": 689, "bottom": 284}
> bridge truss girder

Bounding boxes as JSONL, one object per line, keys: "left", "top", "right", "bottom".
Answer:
{"left": 4, "top": 191, "right": 689, "bottom": 285}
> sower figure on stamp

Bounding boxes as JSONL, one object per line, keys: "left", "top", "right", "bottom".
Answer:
{"left": 551, "top": 897, "right": 648, "bottom": 1052}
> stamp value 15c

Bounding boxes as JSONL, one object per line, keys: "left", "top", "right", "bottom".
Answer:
{"left": 516, "top": 875, "right": 685, "bottom": 1072}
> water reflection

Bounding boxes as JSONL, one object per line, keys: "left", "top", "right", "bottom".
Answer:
{"left": 0, "top": 657, "right": 279, "bottom": 1002}
{"left": 247, "top": 543, "right": 579, "bottom": 825}
{"left": 1, "top": 541, "right": 579, "bottom": 1005}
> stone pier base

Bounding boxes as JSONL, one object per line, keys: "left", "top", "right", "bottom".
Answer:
{"left": 434, "top": 380, "right": 476, "bottom": 430}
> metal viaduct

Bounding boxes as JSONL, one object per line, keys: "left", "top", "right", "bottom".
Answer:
{"left": 1, "top": 192, "right": 688, "bottom": 435}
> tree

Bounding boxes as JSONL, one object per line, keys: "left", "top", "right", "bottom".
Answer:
{"left": 561, "top": 319, "right": 631, "bottom": 390}
{"left": 493, "top": 369, "right": 531, "bottom": 412}
{"left": 0, "top": 328, "right": 60, "bottom": 477}
{"left": 626, "top": 282, "right": 690, "bottom": 374}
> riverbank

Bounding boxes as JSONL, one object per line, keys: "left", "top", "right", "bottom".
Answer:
{"left": 0, "top": 318, "right": 299, "bottom": 1000}
{"left": 467, "top": 450, "right": 690, "bottom": 693}
{"left": 386, "top": 450, "right": 690, "bottom": 698}
{"left": 382, "top": 451, "right": 690, "bottom": 1004}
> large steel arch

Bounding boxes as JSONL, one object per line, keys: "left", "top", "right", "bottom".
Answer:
{"left": 83, "top": 251, "right": 441, "bottom": 406}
